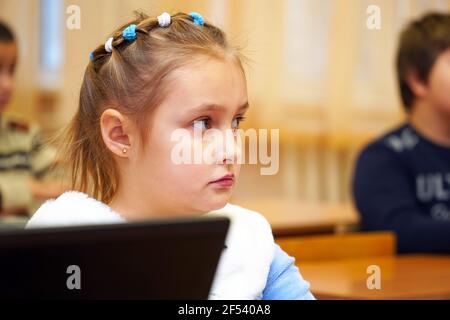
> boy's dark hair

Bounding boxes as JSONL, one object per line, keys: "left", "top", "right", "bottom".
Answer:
{"left": 0, "top": 21, "right": 15, "bottom": 42}
{"left": 396, "top": 12, "right": 450, "bottom": 111}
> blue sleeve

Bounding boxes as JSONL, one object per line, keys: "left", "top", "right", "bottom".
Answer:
{"left": 353, "top": 144, "right": 450, "bottom": 253}
{"left": 262, "top": 244, "right": 315, "bottom": 300}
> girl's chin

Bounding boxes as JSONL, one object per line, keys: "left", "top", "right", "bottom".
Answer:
{"left": 202, "top": 197, "right": 231, "bottom": 212}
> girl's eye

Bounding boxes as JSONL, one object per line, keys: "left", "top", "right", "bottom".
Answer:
{"left": 193, "top": 118, "right": 211, "bottom": 131}
{"left": 232, "top": 116, "right": 246, "bottom": 130}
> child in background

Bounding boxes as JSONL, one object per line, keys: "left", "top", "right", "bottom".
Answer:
{"left": 26, "top": 12, "right": 314, "bottom": 300}
{"left": 353, "top": 13, "right": 450, "bottom": 253}
{"left": 0, "top": 21, "right": 66, "bottom": 217}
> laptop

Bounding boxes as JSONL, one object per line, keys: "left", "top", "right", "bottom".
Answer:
{"left": 0, "top": 216, "right": 229, "bottom": 299}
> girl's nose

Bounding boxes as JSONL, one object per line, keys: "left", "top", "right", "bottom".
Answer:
{"left": 218, "top": 129, "right": 241, "bottom": 165}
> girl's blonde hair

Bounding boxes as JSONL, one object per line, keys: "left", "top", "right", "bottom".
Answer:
{"left": 64, "top": 12, "right": 243, "bottom": 204}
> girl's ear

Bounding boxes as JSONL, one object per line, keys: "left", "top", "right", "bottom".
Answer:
{"left": 100, "top": 108, "right": 133, "bottom": 157}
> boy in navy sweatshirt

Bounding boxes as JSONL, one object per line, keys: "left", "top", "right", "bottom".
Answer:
{"left": 353, "top": 13, "right": 450, "bottom": 253}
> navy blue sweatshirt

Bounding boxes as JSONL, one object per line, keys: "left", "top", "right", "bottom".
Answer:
{"left": 353, "top": 123, "right": 450, "bottom": 253}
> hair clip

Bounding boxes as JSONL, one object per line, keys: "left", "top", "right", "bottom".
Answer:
{"left": 89, "top": 52, "right": 94, "bottom": 61}
{"left": 157, "top": 12, "right": 171, "bottom": 27}
{"left": 105, "top": 37, "right": 114, "bottom": 53}
{"left": 123, "top": 24, "right": 137, "bottom": 41}
{"left": 189, "top": 12, "right": 204, "bottom": 26}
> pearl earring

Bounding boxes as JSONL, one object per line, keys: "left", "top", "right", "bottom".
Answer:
{"left": 122, "top": 148, "right": 128, "bottom": 154}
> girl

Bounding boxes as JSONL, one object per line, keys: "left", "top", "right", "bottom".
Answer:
{"left": 26, "top": 11, "right": 314, "bottom": 300}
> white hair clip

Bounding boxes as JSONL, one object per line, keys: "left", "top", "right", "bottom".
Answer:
{"left": 157, "top": 12, "right": 171, "bottom": 27}
{"left": 105, "top": 37, "right": 114, "bottom": 53}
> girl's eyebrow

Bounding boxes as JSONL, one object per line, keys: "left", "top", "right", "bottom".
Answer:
{"left": 237, "top": 102, "right": 250, "bottom": 112}
{"left": 187, "top": 102, "right": 250, "bottom": 114}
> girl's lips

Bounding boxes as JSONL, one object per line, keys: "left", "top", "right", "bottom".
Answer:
{"left": 209, "top": 174, "right": 235, "bottom": 187}
{"left": 210, "top": 178, "right": 234, "bottom": 187}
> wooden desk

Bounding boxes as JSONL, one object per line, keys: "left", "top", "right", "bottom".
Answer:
{"left": 235, "top": 199, "right": 360, "bottom": 237}
{"left": 299, "top": 254, "right": 450, "bottom": 300}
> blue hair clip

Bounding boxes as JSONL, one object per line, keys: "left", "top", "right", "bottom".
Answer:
{"left": 123, "top": 24, "right": 137, "bottom": 41}
{"left": 189, "top": 12, "right": 204, "bottom": 26}
{"left": 89, "top": 52, "right": 94, "bottom": 61}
